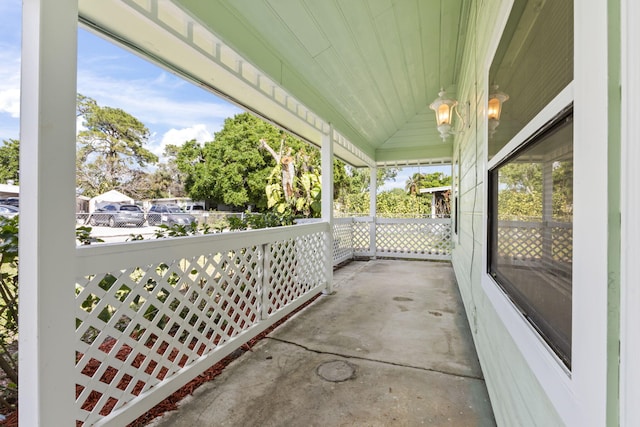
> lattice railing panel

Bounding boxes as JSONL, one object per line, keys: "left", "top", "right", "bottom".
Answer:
{"left": 333, "top": 219, "right": 353, "bottom": 265}
{"left": 352, "top": 218, "right": 372, "bottom": 253}
{"left": 552, "top": 225, "right": 573, "bottom": 263}
{"left": 376, "top": 219, "right": 452, "bottom": 259}
{"left": 266, "top": 232, "right": 326, "bottom": 315}
{"left": 73, "top": 223, "right": 330, "bottom": 426}
{"left": 497, "top": 224, "right": 543, "bottom": 261}
{"left": 74, "top": 247, "right": 263, "bottom": 425}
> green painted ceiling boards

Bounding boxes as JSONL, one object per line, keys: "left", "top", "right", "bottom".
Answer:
{"left": 79, "top": 0, "right": 470, "bottom": 166}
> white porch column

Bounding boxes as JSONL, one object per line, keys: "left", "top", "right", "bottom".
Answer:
{"left": 621, "top": 0, "right": 640, "bottom": 423}
{"left": 321, "top": 127, "right": 334, "bottom": 293}
{"left": 19, "top": 0, "right": 78, "bottom": 425}
{"left": 541, "top": 159, "right": 553, "bottom": 263}
{"left": 369, "top": 165, "right": 377, "bottom": 257}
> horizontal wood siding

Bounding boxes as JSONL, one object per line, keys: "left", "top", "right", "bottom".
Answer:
{"left": 451, "top": 0, "right": 563, "bottom": 425}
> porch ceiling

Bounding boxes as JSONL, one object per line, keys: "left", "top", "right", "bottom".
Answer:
{"left": 78, "top": 0, "right": 470, "bottom": 166}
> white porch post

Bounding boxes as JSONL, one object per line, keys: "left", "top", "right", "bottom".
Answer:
{"left": 621, "top": 0, "right": 640, "bottom": 423}
{"left": 321, "top": 127, "right": 334, "bottom": 293}
{"left": 19, "top": 0, "right": 78, "bottom": 425}
{"left": 542, "top": 159, "right": 553, "bottom": 262}
{"left": 369, "top": 165, "right": 377, "bottom": 257}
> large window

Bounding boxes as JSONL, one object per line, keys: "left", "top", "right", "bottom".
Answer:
{"left": 488, "top": 0, "right": 574, "bottom": 368}
{"left": 489, "top": 108, "right": 573, "bottom": 367}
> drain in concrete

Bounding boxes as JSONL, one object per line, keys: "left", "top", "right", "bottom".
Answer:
{"left": 316, "top": 360, "right": 357, "bottom": 382}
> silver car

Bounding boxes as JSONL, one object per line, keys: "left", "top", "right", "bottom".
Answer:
{"left": 147, "top": 204, "right": 196, "bottom": 226}
{"left": 90, "top": 204, "right": 145, "bottom": 227}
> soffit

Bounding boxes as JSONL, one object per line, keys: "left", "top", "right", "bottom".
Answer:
{"left": 176, "top": 0, "right": 470, "bottom": 164}
{"left": 78, "top": 0, "right": 470, "bottom": 166}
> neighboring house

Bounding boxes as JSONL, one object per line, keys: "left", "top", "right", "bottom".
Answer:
{"left": 418, "top": 185, "right": 451, "bottom": 218}
{"left": 19, "top": 1, "right": 639, "bottom": 426}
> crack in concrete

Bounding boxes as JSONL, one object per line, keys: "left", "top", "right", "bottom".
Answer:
{"left": 266, "top": 337, "right": 485, "bottom": 382}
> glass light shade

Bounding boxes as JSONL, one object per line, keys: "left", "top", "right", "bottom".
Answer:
{"left": 488, "top": 85, "right": 509, "bottom": 121}
{"left": 488, "top": 97, "right": 502, "bottom": 120}
{"left": 430, "top": 90, "right": 457, "bottom": 127}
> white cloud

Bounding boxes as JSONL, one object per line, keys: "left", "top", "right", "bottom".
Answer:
{"left": 0, "top": 49, "right": 21, "bottom": 118}
{"left": 77, "top": 71, "right": 240, "bottom": 130}
{"left": 155, "top": 124, "right": 213, "bottom": 157}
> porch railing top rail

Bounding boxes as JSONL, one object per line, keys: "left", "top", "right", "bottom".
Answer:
{"left": 76, "top": 222, "right": 329, "bottom": 276}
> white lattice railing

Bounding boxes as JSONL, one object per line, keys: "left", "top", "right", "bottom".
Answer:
{"left": 74, "top": 223, "right": 328, "bottom": 426}
{"left": 375, "top": 218, "right": 452, "bottom": 260}
{"left": 333, "top": 218, "right": 354, "bottom": 265}
{"left": 333, "top": 216, "right": 452, "bottom": 261}
{"left": 353, "top": 217, "right": 374, "bottom": 256}
{"left": 496, "top": 220, "right": 572, "bottom": 276}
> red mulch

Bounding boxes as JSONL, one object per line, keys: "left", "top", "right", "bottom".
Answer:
{"left": 0, "top": 293, "right": 320, "bottom": 427}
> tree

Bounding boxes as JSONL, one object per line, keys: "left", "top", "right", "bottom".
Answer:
{"left": 76, "top": 94, "right": 158, "bottom": 197}
{"left": 138, "top": 145, "right": 188, "bottom": 199}
{"left": 0, "top": 139, "right": 19, "bottom": 185}
{"left": 260, "top": 135, "right": 322, "bottom": 218}
{"left": 176, "top": 113, "right": 284, "bottom": 210}
{"left": 497, "top": 163, "right": 543, "bottom": 220}
{"left": 376, "top": 188, "right": 430, "bottom": 217}
{"left": 404, "top": 172, "right": 452, "bottom": 193}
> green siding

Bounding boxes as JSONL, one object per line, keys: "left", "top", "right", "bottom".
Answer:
{"left": 607, "top": 0, "right": 621, "bottom": 425}
{"left": 451, "top": 0, "right": 564, "bottom": 425}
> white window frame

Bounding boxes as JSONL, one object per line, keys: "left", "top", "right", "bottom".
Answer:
{"left": 480, "top": 0, "right": 608, "bottom": 425}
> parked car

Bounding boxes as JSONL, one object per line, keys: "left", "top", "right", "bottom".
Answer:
{"left": 0, "top": 204, "right": 19, "bottom": 218}
{"left": 184, "top": 204, "right": 205, "bottom": 213}
{"left": 147, "top": 204, "right": 196, "bottom": 226}
{"left": 0, "top": 197, "right": 19, "bottom": 207}
{"left": 90, "top": 204, "right": 145, "bottom": 227}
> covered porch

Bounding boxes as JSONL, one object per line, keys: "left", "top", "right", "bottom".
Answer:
{"left": 153, "top": 259, "right": 493, "bottom": 426}
{"left": 18, "top": 0, "right": 634, "bottom": 426}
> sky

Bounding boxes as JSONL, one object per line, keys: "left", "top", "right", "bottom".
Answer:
{"left": 0, "top": 0, "right": 448, "bottom": 190}
{"left": 0, "top": 0, "right": 241, "bottom": 160}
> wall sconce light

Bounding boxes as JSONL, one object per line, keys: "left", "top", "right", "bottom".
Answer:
{"left": 430, "top": 89, "right": 468, "bottom": 140}
{"left": 488, "top": 85, "right": 509, "bottom": 137}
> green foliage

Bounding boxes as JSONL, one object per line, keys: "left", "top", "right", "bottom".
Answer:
{"left": 498, "top": 190, "right": 543, "bottom": 220}
{"left": 497, "top": 161, "right": 573, "bottom": 221}
{"left": 377, "top": 189, "right": 431, "bottom": 217}
{"left": 227, "top": 212, "right": 292, "bottom": 231}
{"left": 76, "top": 226, "right": 104, "bottom": 245}
{"left": 0, "top": 139, "right": 19, "bottom": 185}
{"left": 339, "top": 192, "right": 369, "bottom": 214}
{"left": 552, "top": 160, "right": 573, "bottom": 221}
{"left": 175, "top": 113, "right": 285, "bottom": 209}
{"left": 499, "top": 163, "right": 542, "bottom": 195}
{"left": 153, "top": 221, "right": 202, "bottom": 238}
{"left": 334, "top": 164, "right": 401, "bottom": 215}
{"left": 76, "top": 94, "right": 158, "bottom": 198}
{"left": 405, "top": 172, "right": 452, "bottom": 194}
{"left": 0, "top": 216, "right": 19, "bottom": 409}
{"left": 264, "top": 159, "right": 321, "bottom": 219}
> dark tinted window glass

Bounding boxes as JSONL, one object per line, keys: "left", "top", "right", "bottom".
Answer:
{"left": 488, "top": 0, "right": 573, "bottom": 158}
{"left": 489, "top": 110, "right": 573, "bottom": 367}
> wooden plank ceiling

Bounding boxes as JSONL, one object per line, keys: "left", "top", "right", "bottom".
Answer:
{"left": 79, "top": 0, "right": 470, "bottom": 166}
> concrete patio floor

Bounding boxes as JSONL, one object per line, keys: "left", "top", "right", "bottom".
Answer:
{"left": 152, "top": 259, "right": 495, "bottom": 426}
